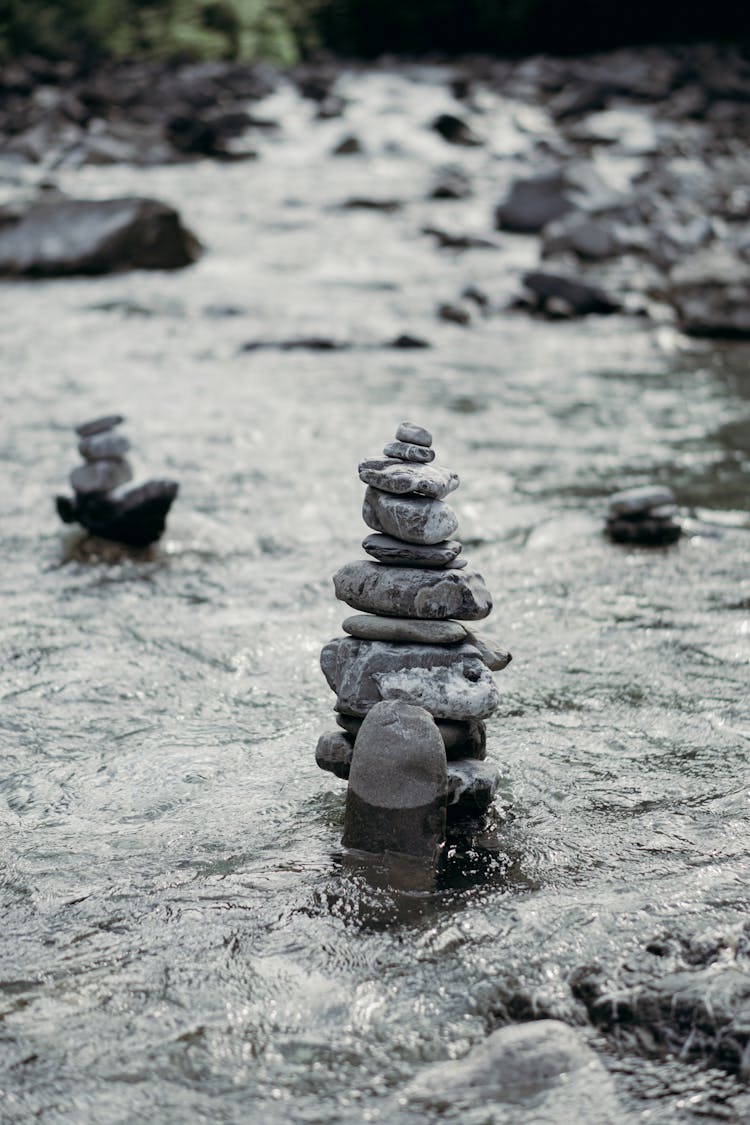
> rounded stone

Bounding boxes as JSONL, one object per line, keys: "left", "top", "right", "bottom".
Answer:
{"left": 75, "top": 414, "right": 125, "bottom": 438}
{"left": 359, "top": 458, "right": 458, "bottom": 500}
{"left": 362, "top": 533, "right": 462, "bottom": 568}
{"left": 343, "top": 614, "right": 469, "bottom": 644}
{"left": 363, "top": 487, "right": 459, "bottom": 545}
{"left": 396, "top": 421, "right": 432, "bottom": 447}
{"left": 608, "top": 485, "right": 675, "bottom": 517}
{"left": 70, "top": 458, "right": 132, "bottom": 494}
{"left": 383, "top": 440, "right": 435, "bottom": 463}
{"left": 78, "top": 432, "right": 131, "bottom": 461}
{"left": 333, "top": 560, "right": 492, "bottom": 621}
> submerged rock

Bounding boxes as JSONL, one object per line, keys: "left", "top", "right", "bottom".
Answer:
{"left": 362, "top": 533, "right": 462, "bottom": 568}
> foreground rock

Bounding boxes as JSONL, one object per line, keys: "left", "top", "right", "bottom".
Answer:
{"left": 0, "top": 197, "right": 201, "bottom": 277}
{"left": 363, "top": 486, "right": 459, "bottom": 544}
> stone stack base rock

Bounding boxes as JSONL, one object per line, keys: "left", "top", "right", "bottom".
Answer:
{"left": 606, "top": 485, "right": 681, "bottom": 546}
{"left": 317, "top": 421, "right": 511, "bottom": 860}
{"left": 55, "top": 414, "right": 178, "bottom": 547}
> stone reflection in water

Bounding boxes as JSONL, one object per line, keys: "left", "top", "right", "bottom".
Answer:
{"left": 317, "top": 422, "right": 512, "bottom": 873}
{"left": 55, "top": 414, "right": 179, "bottom": 549}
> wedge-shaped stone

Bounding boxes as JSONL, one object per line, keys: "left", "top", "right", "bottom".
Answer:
{"left": 343, "top": 614, "right": 468, "bottom": 644}
{"left": 334, "top": 560, "right": 492, "bottom": 620}
{"left": 359, "top": 458, "right": 459, "bottom": 500}
{"left": 321, "top": 637, "right": 499, "bottom": 719}
{"left": 362, "top": 533, "right": 462, "bottom": 568}
{"left": 363, "top": 487, "right": 458, "bottom": 545}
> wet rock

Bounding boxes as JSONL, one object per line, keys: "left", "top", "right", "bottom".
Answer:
{"left": 424, "top": 228, "right": 497, "bottom": 250}
{"left": 332, "top": 134, "right": 362, "bottom": 155}
{"left": 362, "top": 533, "right": 462, "bottom": 567}
{"left": 388, "top": 334, "right": 431, "bottom": 349}
{"left": 522, "top": 271, "right": 621, "bottom": 316}
{"left": 59, "top": 480, "right": 179, "bottom": 548}
{"left": 315, "top": 730, "right": 354, "bottom": 780}
{"left": 608, "top": 485, "right": 676, "bottom": 516}
{"left": 342, "top": 701, "right": 447, "bottom": 859}
{"left": 606, "top": 485, "right": 681, "bottom": 546}
{"left": 342, "top": 614, "right": 469, "bottom": 645}
{"left": 363, "top": 487, "right": 458, "bottom": 545}
{"left": 396, "top": 422, "right": 432, "bottom": 446}
{"left": 446, "top": 758, "right": 499, "bottom": 808}
{"left": 75, "top": 414, "right": 124, "bottom": 438}
{"left": 70, "top": 458, "right": 132, "bottom": 494}
{"left": 341, "top": 197, "right": 402, "bottom": 213}
{"left": 463, "top": 634, "right": 512, "bottom": 671}
{"left": 403, "top": 1020, "right": 619, "bottom": 1116}
{"left": 495, "top": 165, "right": 614, "bottom": 234}
{"left": 337, "top": 712, "right": 487, "bottom": 761}
{"left": 607, "top": 516, "right": 682, "bottom": 546}
{"left": 438, "top": 301, "right": 472, "bottom": 325}
{"left": 0, "top": 197, "right": 201, "bottom": 277}
{"left": 166, "top": 108, "right": 257, "bottom": 158}
{"left": 321, "top": 637, "right": 499, "bottom": 720}
{"left": 429, "top": 165, "right": 473, "bottom": 200}
{"left": 542, "top": 213, "right": 624, "bottom": 260}
{"left": 431, "top": 113, "right": 481, "bottom": 146}
{"left": 333, "top": 561, "right": 492, "bottom": 621}
{"left": 78, "top": 432, "right": 130, "bottom": 461}
{"left": 382, "top": 439, "right": 435, "bottom": 464}
{"left": 358, "top": 459, "right": 459, "bottom": 500}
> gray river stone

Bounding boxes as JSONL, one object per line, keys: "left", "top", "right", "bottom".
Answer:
{"left": 70, "top": 458, "right": 133, "bottom": 494}
{"left": 395, "top": 421, "right": 432, "bottom": 446}
{"left": 337, "top": 713, "right": 487, "bottom": 760}
{"left": 315, "top": 730, "right": 354, "bottom": 780}
{"left": 363, "top": 487, "right": 459, "bottom": 544}
{"left": 463, "top": 633, "right": 512, "bottom": 671}
{"left": 78, "top": 431, "right": 131, "bottom": 460}
{"left": 446, "top": 758, "right": 499, "bottom": 808}
{"left": 342, "top": 614, "right": 469, "bottom": 644}
{"left": 75, "top": 414, "right": 124, "bottom": 437}
{"left": 359, "top": 458, "right": 459, "bottom": 500}
{"left": 343, "top": 701, "right": 447, "bottom": 859}
{"left": 403, "top": 1020, "right": 620, "bottom": 1118}
{"left": 321, "top": 636, "right": 500, "bottom": 719}
{"left": 362, "top": 533, "right": 462, "bottom": 567}
{"left": 382, "top": 439, "right": 435, "bottom": 463}
{"left": 333, "top": 560, "right": 492, "bottom": 620}
{"left": 608, "top": 484, "right": 675, "bottom": 516}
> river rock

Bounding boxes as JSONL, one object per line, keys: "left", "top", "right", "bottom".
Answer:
{"left": 359, "top": 459, "right": 459, "bottom": 500}
{"left": 523, "top": 271, "right": 621, "bottom": 316}
{"left": 431, "top": 112, "right": 481, "bottom": 146}
{"left": 75, "top": 414, "right": 124, "bottom": 437}
{"left": 396, "top": 421, "right": 432, "bottom": 446}
{"left": 337, "top": 713, "right": 487, "bottom": 760}
{"left": 333, "top": 561, "right": 492, "bottom": 620}
{"left": 343, "top": 614, "right": 469, "bottom": 644}
{"left": 60, "top": 479, "right": 179, "bottom": 547}
{"left": 362, "top": 533, "right": 462, "bottom": 567}
{"left": 78, "top": 431, "right": 131, "bottom": 460}
{"left": 403, "top": 1020, "right": 620, "bottom": 1117}
{"left": 464, "top": 634, "right": 512, "bottom": 671}
{"left": 363, "top": 487, "right": 459, "bottom": 545}
{"left": 343, "top": 702, "right": 447, "bottom": 858}
{"left": 321, "top": 637, "right": 499, "bottom": 720}
{"left": 70, "top": 458, "right": 132, "bottom": 494}
{"left": 0, "top": 197, "right": 201, "bottom": 277}
{"left": 315, "top": 730, "right": 354, "bottom": 780}
{"left": 608, "top": 485, "right": 675, "bottom": 516}
{"left": 382, "top": 439, "right": 435, "bottom": 463}
{"left": 446, "top": 758, "right": 499, "bottom": 808}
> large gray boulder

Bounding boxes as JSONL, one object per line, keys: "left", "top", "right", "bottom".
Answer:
{"left": 333, "top": 560, "right": 492, "bottom": 621}
{"left": 320, "top": 636, "right": 500, "bottom": 719}
{"left": 363, "top": 486, "right": 458, "bottom": 544}
{"left": 0, "top": 196, "right": 201, "bottom": 277}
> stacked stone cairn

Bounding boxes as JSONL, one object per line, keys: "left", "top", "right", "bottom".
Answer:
{"left": 316, "top": 421, "right": 511, "bottom": 863}
{"left": 606, "top": 485, "right": 681, "bottom": 546}
{"left": 55, "top": 414, "right": 178, "bottom": 548}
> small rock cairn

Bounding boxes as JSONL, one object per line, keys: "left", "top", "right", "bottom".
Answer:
{"left": 606, "top": 485, "right": 681, "bottom": 546}
{"left": 56, "top": 414, "right": 178, "bottom": 548}
{"left": 317, "top": 421, "right": 511, "bottom": 862}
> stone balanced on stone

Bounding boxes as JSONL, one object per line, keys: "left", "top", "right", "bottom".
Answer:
{"left": 316, "top": 421, "right": 511, "bottom": 863}
{"left": 606, "top": 485, "right": 681, "bottom": 546}
{"left": 55, "top": 414, "right": 179, "bottom": 548}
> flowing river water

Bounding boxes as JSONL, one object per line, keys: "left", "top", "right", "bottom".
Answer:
{"left": 1, "top": 66, "right": 750, "bottom": 1122}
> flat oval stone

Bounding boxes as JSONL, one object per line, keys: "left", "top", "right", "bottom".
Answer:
{"left": 343, "top": 614, "right": 469, "bottom": 644}
{"left": 334, "top": 560, "right": 492, "bottom": 620}
{"left": 75, "top": 414, "right": 125, "bottom": 437}
{"left": 362, "top": 533, "right": 462, "bottom": 568}
{"left": 383, "top": 440, "right": 435, "bottom": 463}
{"left": 78, "top": 432, "right": 131, "bottom": 461}
{"left": 363, "top": 487, "right": 459, "bottom": 545}
{"left": 396, "top": 421, "right": 432, "bottom": 447}
{"left": 70, "top": 458, "right": 132, "bottom": 494}
{"left": 608, "top": 485, "right": 675, "bottom": 517}
{"left": 359, "top": 458, "right": 459, "bottom": 500}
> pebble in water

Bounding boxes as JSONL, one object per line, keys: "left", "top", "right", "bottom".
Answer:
{"left": 317, "top": 422, "right": 510, "bottom": 859}
{"left": 55, "top": 415, "right": 179, "bottom": 548}
{"left": 606, "top": 484, "right": 682, "bottom": 546}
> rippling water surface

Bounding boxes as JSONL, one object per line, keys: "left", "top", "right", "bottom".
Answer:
{"left": 1, "top": 68, "right": 749, "bottom": 1123}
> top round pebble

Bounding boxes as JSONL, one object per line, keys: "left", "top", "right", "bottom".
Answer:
{"left": 396, "top": 421, "right": 432, "bottom": 447}
{"left": 75, "top": 414, "right": 125, "bottom": 438}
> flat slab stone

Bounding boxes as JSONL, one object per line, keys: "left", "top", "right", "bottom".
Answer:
{"left": 70, "top": 458, "right": 132, "bottom": 494}
{"left": 362, "top": 533, "right": 462, "bottom": 568}
{"left": 343, "top": 614, "right": 469, "bottom": 644}
{"left": 78, "top": 431, "right": 131, "bottom": 460}
{"left": 75, "top": 414, "right": 124, "bottom": 437}
{"left": 343, "top": 701, "right": 447, "bottom": 859}
{"left": 334, "top": 560, "right": 492, "bottom": 620}
{"left": 608, "top": 485, "right": 675, "bottom": 516}
{"left": 446, "top": 758, "right": 499, "bottom": 808}
{"left": 321, "top": 636, "right": 500, "bottom": 720}
{"left": 363, "top": 487, "right": 459, "bottom": 545}
{"left": 396, "top": 421, "right": 432, "bottom": 446}
{"left": 337, "top": 713, "right": 487, "bottom": 760}
{"left": 383, "top": 439, "right": 435, "bottom": 463}
{"left": 359, "top": 458, "right": 459, "bottom": 500}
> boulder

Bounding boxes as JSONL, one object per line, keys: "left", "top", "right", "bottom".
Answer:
{"left": 333, "top": 561, "right": 492, "bottom": 620}
{"left": 0, "top": 197, "right": 201, "bottom": 277}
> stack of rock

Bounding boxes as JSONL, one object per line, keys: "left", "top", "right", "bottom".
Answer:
{"left": 606, "top": 485, "right": 681, "bottom": 546}
{"left": 316, "top": 421, "right": 511, "bottom": 861}
{"left": 55, "top": 414, "right": 178, "bottom": 548}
